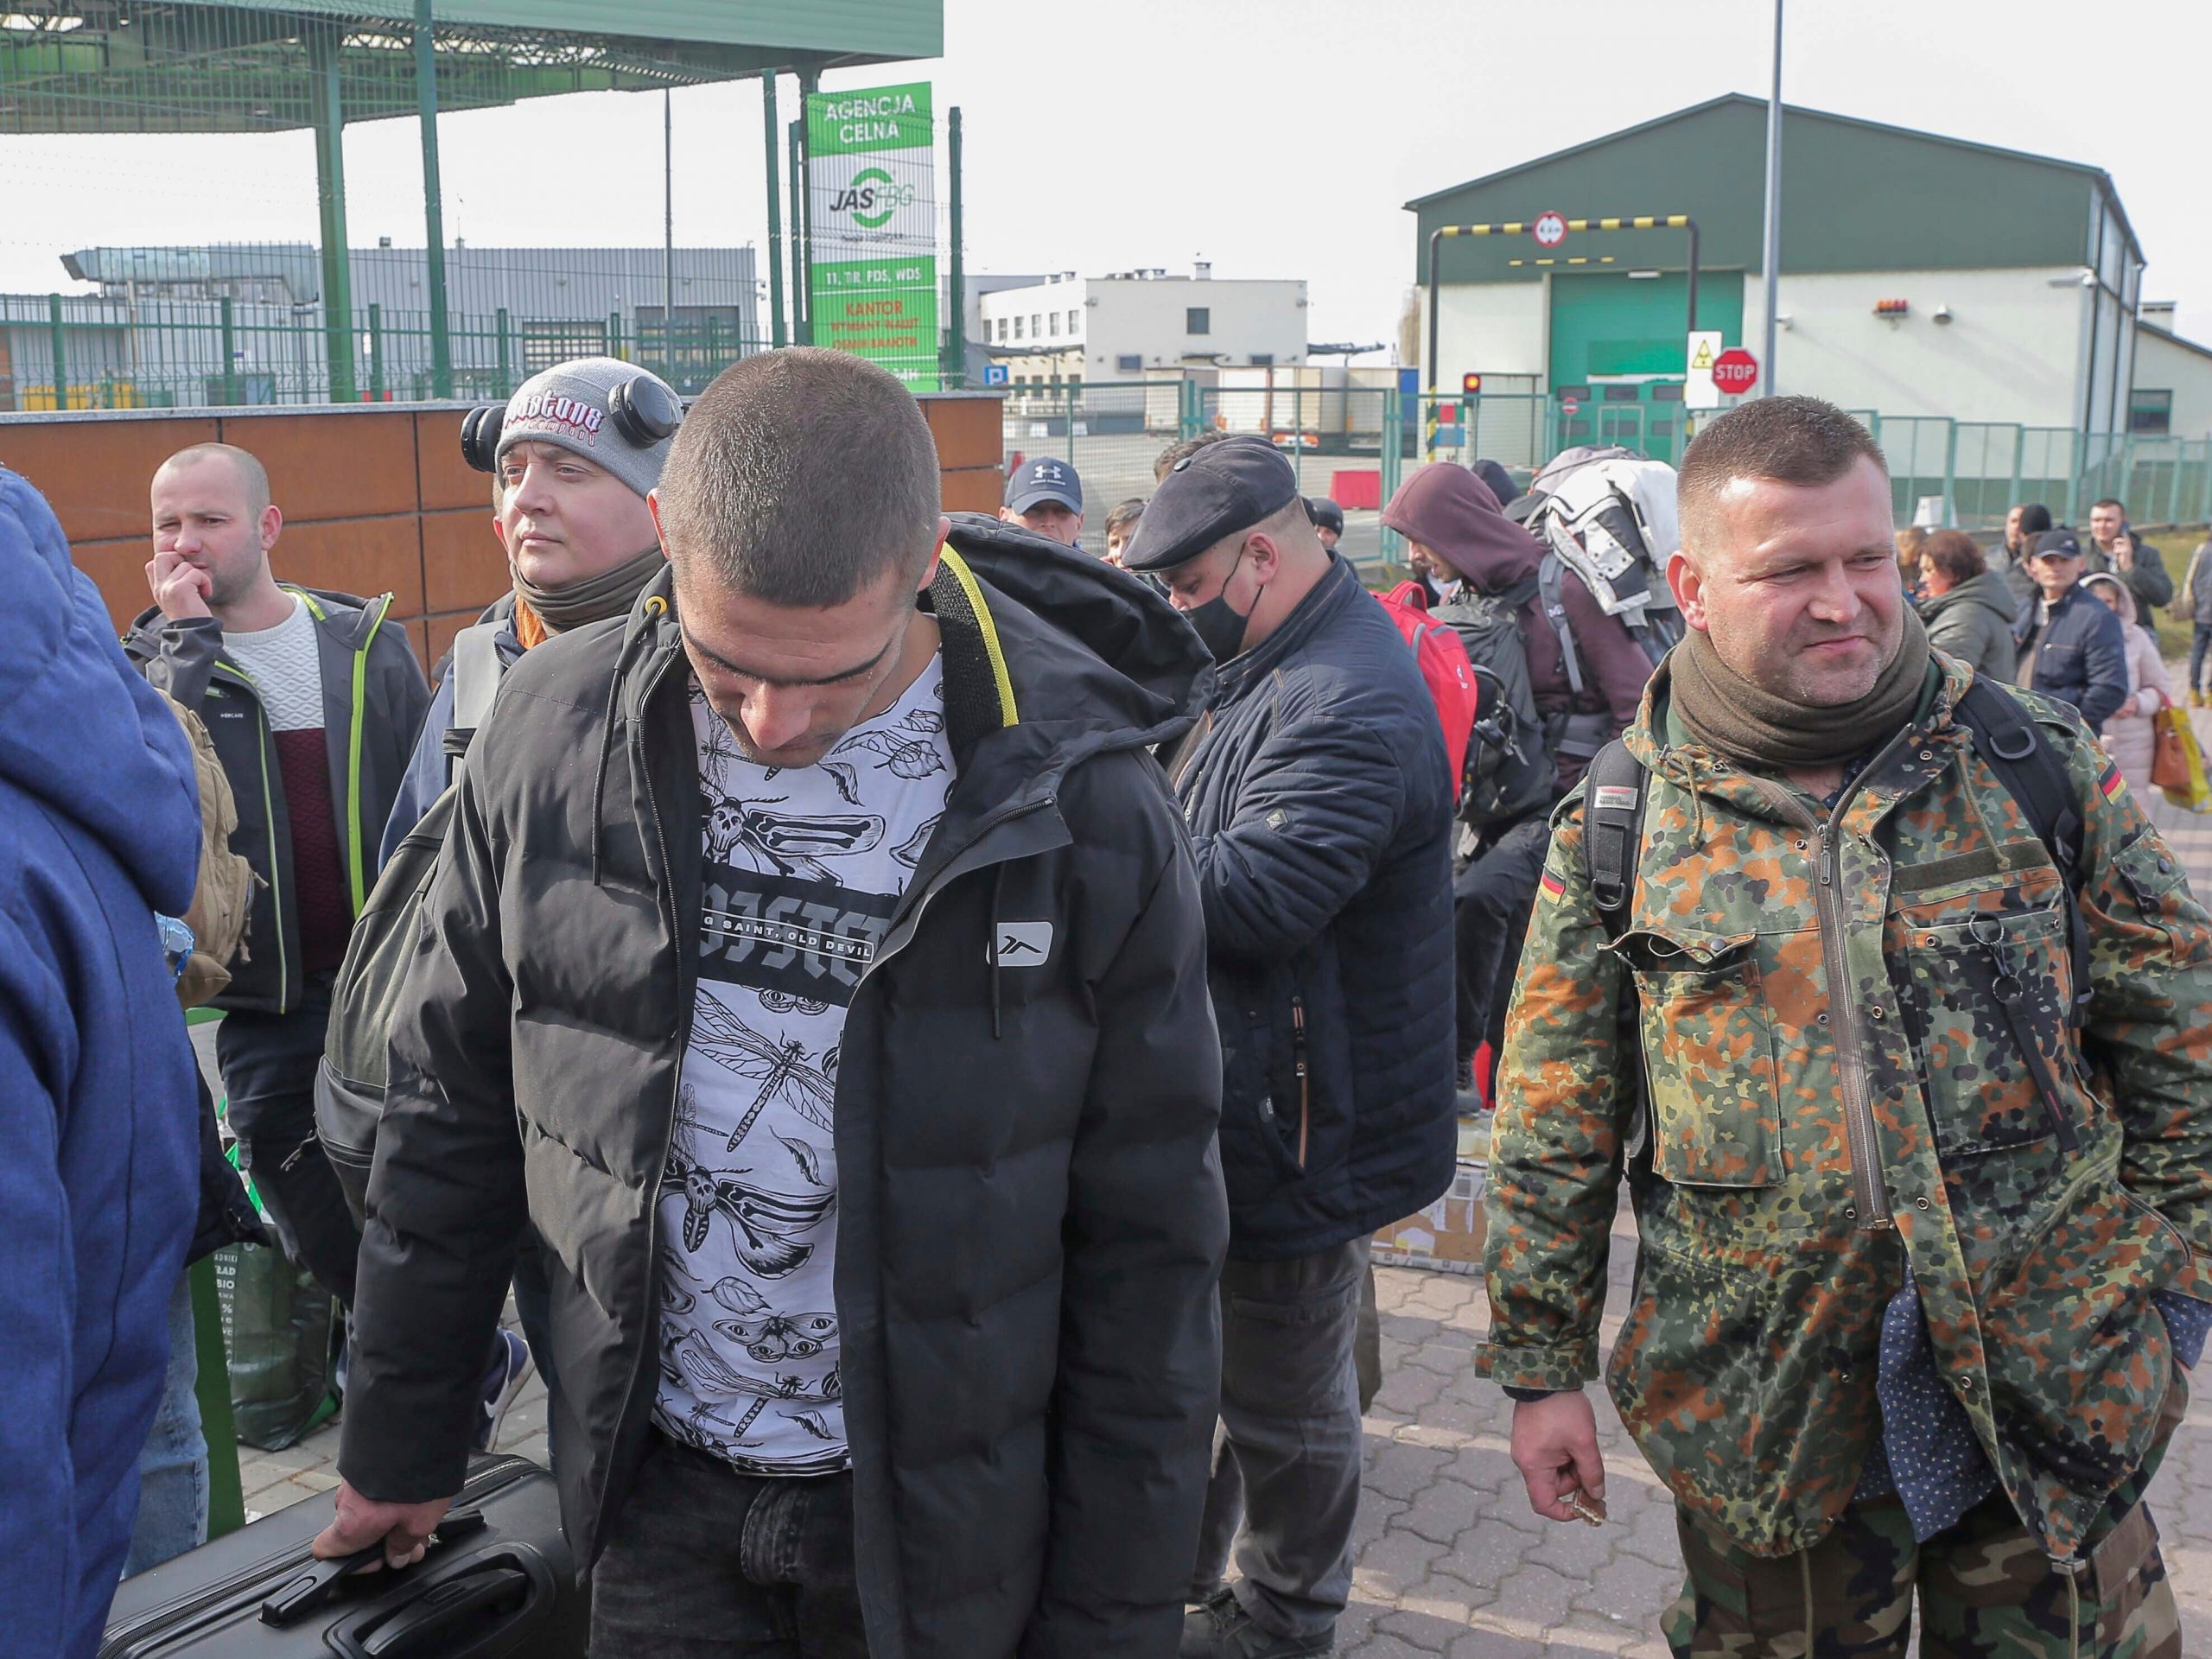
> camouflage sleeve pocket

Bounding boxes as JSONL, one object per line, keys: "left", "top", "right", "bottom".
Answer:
{"left": 1620, "top": 927, "right": 1782, "bottom": 1188}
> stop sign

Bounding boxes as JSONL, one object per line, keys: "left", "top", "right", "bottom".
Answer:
{"left": 1712, "top": 347, "right": 1759, "bottom": 395}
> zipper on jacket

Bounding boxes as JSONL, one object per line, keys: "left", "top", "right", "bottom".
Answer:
{"left": 343, "top": 594, "right": 391, "bottom": 914}
{"left": 589, "top": 642, "right": 697, "bottom": 1560}
{"left": 1292, "top": 995, "right": 1311, "bottom": 1166}
{"left": 1747, "top": 718, "right": 1916, "bottom": 1233}
{"left": 219, "top": 654, "right": 292, "bottom": 1011}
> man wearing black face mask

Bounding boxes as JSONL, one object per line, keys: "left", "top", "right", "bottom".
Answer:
{"left": 1127, "top": 437, "right": 1457, "bottom": 1659}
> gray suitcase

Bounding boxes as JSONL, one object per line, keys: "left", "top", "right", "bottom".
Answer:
{"left": 100, "top": 1452, "right": 587, "bottom": 1659}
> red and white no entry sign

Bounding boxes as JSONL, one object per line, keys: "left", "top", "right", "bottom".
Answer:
{"left": 1712, "top": 347, "right": 1759, "bottom": 395}
{"left": 1532, "top": 211, "right": 1567, "bottom": 249}
{"left": 1560, "top": 394, "right": 1581, "bottom": 416}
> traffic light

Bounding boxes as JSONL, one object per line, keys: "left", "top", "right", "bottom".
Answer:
{"left": 1461, "top": 372, "right": 1483, "bottom": 395}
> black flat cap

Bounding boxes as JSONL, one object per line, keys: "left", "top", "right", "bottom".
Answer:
{"left": 1122, "top": 436, "right": 1300, "bottom": 572}
{"left": 2031, "top": 528, "right": 2084, "bottom": 560}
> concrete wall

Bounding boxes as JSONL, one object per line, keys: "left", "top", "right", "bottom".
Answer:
{"left": 2133, "top": 326, "right": 2212, "bottom": 442}
{"left": 1420, "top": 281, "right": 1549, "bottom": 389}
{"left": 1, "top": 391, "right": 1007, "bottom": 675}
{"left": 1739, "top": 267, "right": 2088, "bottom": 426}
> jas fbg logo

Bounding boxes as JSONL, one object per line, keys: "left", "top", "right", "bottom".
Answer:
{"left": 830, "top": 167, "right": 917, "bottom": 230}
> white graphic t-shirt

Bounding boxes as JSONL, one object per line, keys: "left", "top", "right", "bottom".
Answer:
{"left": 653, "top": 657, "right": 955, "bottom": 1473}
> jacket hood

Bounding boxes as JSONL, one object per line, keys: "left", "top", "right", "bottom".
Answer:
{"left": 1923, "top": 569, "right": 2020, "bottom": 625}
{"left": 124, "top": 583, "right": 387, "bottom": 657}
{"left": 934, "top": 512, "right": 1213, "bottom": 747}
{"left": 1381, "top": 462, "right": 1545, "bottom": 590}
{"left": 0, "top": 467, "right": 199, "bottom": 916}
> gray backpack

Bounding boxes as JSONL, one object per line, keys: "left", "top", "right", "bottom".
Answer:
{"left": 315, "top": 623, "right": 505, "bottom": 1224}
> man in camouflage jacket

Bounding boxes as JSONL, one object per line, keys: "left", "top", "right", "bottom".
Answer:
{"left": 1482, "top": 397, "right": 2211, "bottom": 1659}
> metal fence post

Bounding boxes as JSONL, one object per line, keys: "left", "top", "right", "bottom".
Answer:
{"left": 1942, "top": 418, "right": 1958, "bottom": 525}
{"left": 609, "top": 310, "right": 624, "bottom": 363}
{"left": 1064, "top": 380, "right": 1076, "bottom": 464}
{"left": 47, "top": 293, "right": 67, "bottom": 410}
{"left": 366, "top": 302, "right": 385, "bottom": 402}
{"left": 219, "top": 296, "right": 238, "bottom": 405}
{"left": 1380, "top": 387, "right": 1403, "bottom": 562}
{"left": 496, "top": 307, "right": 512, "bottom": 395}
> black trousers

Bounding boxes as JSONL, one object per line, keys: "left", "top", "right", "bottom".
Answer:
{"left": 1452, "top": 817, "right": 1550, "bottom": 1067}
{"left": 214, "top": 975, "right": 361, "bottom": 1310}
{"left": 591, "top": 1435, "right": 868, "bottom": 1658}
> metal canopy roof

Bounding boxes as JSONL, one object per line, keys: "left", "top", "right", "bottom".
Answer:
{"left": 0, "top": 0, "right": 941, "bottom": 133}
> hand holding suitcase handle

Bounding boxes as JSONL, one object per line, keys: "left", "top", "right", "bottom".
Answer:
{"left": 265, "top": 1507, "right": 488, "bottom": 1624}
{"left": 313, "top": 1481, "right": 457, "bottom": 1573}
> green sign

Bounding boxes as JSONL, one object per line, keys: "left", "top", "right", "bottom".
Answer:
{"left": 806, "top": 81, "right": 938, "bottom": 389}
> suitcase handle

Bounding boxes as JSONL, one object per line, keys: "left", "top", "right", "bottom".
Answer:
{"left": 353, "top": 1565, "right": 533, "bottom": 1658}
{"left": 257, "top": 1507, "right": 489, "bottom": 1625}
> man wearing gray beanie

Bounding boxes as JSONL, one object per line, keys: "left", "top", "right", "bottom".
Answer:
{"left": 381, "top": 357, "right": 678, "bottom": 862}
{"left": 372, "top": 356, "right": 679, "bottom": 1448}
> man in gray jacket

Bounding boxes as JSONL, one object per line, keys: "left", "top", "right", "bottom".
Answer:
{"left": 315, "top": 349, "right": 1229, "bottom": 1659}
{"left": 1917, "top": 531, "right": 2018, "bottom": 681}
{"left": 2181, "top": 535, "right": 2212, "bottom": 705}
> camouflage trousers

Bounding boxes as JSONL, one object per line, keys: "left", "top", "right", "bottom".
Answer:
{"left": 1662, "top": 1368, "right": 2187, "bottom": 1659}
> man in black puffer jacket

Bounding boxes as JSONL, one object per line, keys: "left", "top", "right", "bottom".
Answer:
{"left": 1128, "top": 437, "right": 1457, "bottom": 1659}
{"left": 315, "top": 350, "right": 1229, "bottom": 1659}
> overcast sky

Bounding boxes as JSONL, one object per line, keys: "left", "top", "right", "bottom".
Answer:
{"left": 3, "top": 0, "right": 2207, "bottom": 362}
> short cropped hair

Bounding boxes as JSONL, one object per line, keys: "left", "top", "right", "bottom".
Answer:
{"left": 1677, "top": 397, "right": 1887, "bottom": 549}
{"left": 2092, "top": 497, "right": 2126, "bottom": 515}
{"left": 657, "top": 348, "right": 940, "bottom": 607}
{"left": 1154, "top": 429, "right": 1236, "bottom": 482}
{"left": 160, "top": 442, "right": 271, "bottom": 516}
{"left": 1104, "top": 497, "right": 1146, "bottom": 539}
{"left": 1922, "top": 530, "right": 1985, "bottom": 585}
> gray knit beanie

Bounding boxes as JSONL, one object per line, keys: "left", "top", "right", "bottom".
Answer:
{"left": 496, "top": 356, "right": 676, "bottom": 499}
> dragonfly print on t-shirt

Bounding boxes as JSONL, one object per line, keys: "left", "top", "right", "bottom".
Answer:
{"left": 655, "top": 663, "right": 955, "bottom": 1472}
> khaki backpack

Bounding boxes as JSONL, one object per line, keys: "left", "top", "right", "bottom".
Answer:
{"left": 159, "top": 690, "right": 254, "bottom": 1008}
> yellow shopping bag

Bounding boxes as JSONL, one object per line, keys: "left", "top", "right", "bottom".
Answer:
{"left": 2152, "top": 705, "right": 2212, "bottom": 811}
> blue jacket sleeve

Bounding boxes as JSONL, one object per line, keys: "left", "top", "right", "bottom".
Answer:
{"left": 2078, "top": 602, "right": 2131, "bottom": 732}
{"left": 1187, "top": 712, "right": 1406, "bottom": 960}
{"left": 0, "top": 956, "right": 77, "bottom": 1659}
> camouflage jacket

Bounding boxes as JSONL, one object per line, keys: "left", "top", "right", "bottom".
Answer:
{"left": 1478, "top": 653, "right": 2212, "bottom": 1561}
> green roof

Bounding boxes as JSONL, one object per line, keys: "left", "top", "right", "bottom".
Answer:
{"left": 0, "top": 0, "right": 940, "bottom": 132}
{"left": 1407, "top": 94, "right": 2141, "bottom": 285}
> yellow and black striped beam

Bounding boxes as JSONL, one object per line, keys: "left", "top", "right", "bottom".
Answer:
{"left": 1423, "top": 213, "right": 1702, "bottom": 456}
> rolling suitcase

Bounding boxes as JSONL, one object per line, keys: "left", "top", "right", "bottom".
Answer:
{"left": 100, "top": 1453, "right": 588, "bottom": 1659}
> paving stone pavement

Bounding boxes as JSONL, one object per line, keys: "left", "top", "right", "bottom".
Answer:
{"left": 216, "top": 703, "right": 2212, "bottom": 1656}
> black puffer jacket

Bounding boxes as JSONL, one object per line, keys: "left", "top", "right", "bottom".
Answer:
{"left": 1173, "top": 555, "right": 1459, "bottom": 1257}
{"left": 340, "top": 517, "right": 1228, "bottom": 1659}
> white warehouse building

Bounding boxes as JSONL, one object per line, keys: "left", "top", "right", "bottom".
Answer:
{"left": 980, "top": 266, "right": 1307, "bottom": 385}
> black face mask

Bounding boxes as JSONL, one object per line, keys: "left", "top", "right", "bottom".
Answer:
{"left": 1183, "top": 550, "right": 1254, "bottom": 664}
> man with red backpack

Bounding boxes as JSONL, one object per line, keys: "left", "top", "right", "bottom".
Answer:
{"left": 1382, "top": 462, "right": 1656, "bottom": 1095}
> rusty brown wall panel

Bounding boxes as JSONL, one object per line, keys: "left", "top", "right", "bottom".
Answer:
{"left": 416, "top": 410, "right": 490, "bottom": 513}
{"left": 3, "top": 416, "right": 222, "bottom": 544}
{"left": 421, "top": 506, "right": 506, "bottom": 614}
{"left": 921, "top": 395, "right": 1004, "bottom": 471}
{"left": 214, "top": 409, "right": 420, "bottom": 521}
{"left": 271, "top": 518, "right": 426, "bottom": 615}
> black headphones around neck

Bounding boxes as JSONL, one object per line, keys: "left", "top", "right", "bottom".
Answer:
{"left": 461, "top": 372, "right": 683, "bottom": 474}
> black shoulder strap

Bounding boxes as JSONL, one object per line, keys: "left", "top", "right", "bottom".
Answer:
{"left": 1580, "top": 737, "right": 1649, "bottom": 938}
{"left": 1950, "top": 677, "right": 2092, "bottom": 1026}
{"left": 1537, "top": 550, "right": 1586, "bottom": 698}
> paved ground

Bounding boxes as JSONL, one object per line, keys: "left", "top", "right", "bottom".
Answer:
{"left": 214, "top": 704, "right": 2212, "bottom": 1656}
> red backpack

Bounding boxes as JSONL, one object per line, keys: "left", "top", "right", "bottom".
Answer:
{"left": 1374, "top": 585, "right": 1477, "bottom": 793}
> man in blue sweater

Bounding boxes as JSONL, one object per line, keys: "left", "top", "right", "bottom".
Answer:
{"left": 0, "top": 467, "right": 203, "bottom": 1657}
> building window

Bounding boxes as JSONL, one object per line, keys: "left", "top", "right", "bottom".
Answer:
{"left": 1032, "top": 314, "right": 1042, "bottom": 337}
{"left": 995, "top": 317, "right": 1007, "bottom": 342}
{"left": 1116, "top": 353, "right": 1142, "bottom": 373}
{"left": 1187, "top": 307, "right": 1211, "bottom": 335}
{"left": 1250, "top": 353, "right": 1274, "bottom": 367}
{"left": 1014, "top": 315, "right": 1024, "bottom": 340}
{"left": 2130, "top": 388, "right": 2173, "bottom": 435}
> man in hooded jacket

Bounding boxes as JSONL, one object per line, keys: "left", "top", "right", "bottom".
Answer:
{"left": 315, "top": 348, "right": 1229, "bottom": 1659}
{"left": 1381, "top": 462, "right": 1656, "bottom": 1083}
{"left": 0, "top": 467, "right": 202, "bottom": 1658}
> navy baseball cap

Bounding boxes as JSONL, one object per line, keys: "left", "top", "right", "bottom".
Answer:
{"left": 1305, "top": 496, "right": 1344, "bottom": 535}
{"left": 1123, "top": 437, "right": 1300, "bottom": 572}
{"left": 2031, "top": 529, "right": 2084, "bottom": 561}
{"left": 1005, "top": 456, "right": 1083, "bottom": 515}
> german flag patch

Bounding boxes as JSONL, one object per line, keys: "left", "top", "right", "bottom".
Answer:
{"left": 1540, "top": 869, "right": 1567, "bottom": 902}
{"left": 2099, "top": 760, "right": 2126, "bottom": 800}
